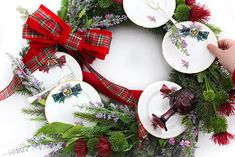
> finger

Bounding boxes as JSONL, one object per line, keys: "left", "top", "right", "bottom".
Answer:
{"left": 207, "top": 44, "right": 223, "bottom": 57}
{"left": 218, "top": 39, "right": 235, "bottom": 49}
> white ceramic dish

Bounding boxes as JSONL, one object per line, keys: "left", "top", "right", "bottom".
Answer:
{"left": 32, "top": 52, "right": 83, "bottom": 89}
{"left": 45, "top": 80, "right": 101, "bottom": 126}
{"left": 162, "top": 21, "right": 217, "bottom": 74}
{"left": 138, "top": 81, "right": 186, "bottom": 138}
{"left": 123, "top": 0, "right": 176, "bottom": 28}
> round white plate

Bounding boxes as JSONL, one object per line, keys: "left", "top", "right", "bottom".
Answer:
{"left": 123, "top": 0, "right": 176, "bottom": 28}
{"left": 32, "top": 52, "right": 83, "bottom": 89}
{"left": 162, "top": 21, "right": 217, "bottom": 74}
{"left": 138, "top": 81, "right": 186, "bottom": 139}
{"left": 45, "top": 80, "right": 101, "bottom": 126}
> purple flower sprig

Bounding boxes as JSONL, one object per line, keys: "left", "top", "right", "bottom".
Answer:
{"left": 180, "top": 139, "right": 191, "bottom": 148}
{"left": 165, "top": 23, "right": 189, "bottom": 56}
{"left": 3, "top": 135, "right": 63, "bottom": 155}
{"left": 91, "top": 14, "right": 128, "bottom": 28}
{"left": 7, "top": 54, "right": 44, "bottom": 95}
{"left": 75, "top": 102, "right": 134, "bottom": 123}
{"left": 95, "top": 112, "right": 119, "bottom": 122}
{"left": 168, "top": 138, "right": 175, "bottom": 145}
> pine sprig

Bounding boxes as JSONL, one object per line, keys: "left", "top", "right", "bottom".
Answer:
{"left": 4, "top": 135, "right": 63, "bottom": 155}
{"left": 16, "top": 6, "right": 29, "bottom": 20}
{"left": 22, "top": 107, "right": 46, "bottom": 121}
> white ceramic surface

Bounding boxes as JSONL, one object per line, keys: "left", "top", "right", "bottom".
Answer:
{"left": 123, "top": 0, "right": 176, "bottom": 28}
{"left": 138, "top": 81, "right": 186, "bottom": 139}
{"left": 45, "top": 80, "right": 101, "bottom": 126}
{"left": 162, "top": 21, "right": 217, "bottom": 74}
{"left": 32, "top": 52, "right": 83, "bottom": 89}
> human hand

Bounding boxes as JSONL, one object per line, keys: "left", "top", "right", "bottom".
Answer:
{"left": 207, "top": 39, "right": 235, "bottom": 74}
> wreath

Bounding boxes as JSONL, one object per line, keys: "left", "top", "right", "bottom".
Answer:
{"left": 2, "top": 0, "right": 235, "bottom": 157}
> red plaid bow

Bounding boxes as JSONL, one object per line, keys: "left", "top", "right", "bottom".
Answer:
{"left": 22, "top": 4, "right": 112, "bottom": 71}
{"left": 0, "top": 5, "right": 112, "bottom": 100}
{"left": 39, "top": 55, "right": 66, "bottom": 73}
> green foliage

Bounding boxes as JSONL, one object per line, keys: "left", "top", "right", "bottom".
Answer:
{"left": 37, "top": 122, "right": 74, "bottom": 135}
{"left": 112, "top": 152, "right": 126, "bottom": 157}
{"left": 15, "top": 86, "right": 32, "bottom": 95}
{"left": 206, "top": 23, "right": 222, "bottom": 38}
{"left": 108, "top": 132, "right": 131, "bottom": 152}
{"left": 62, "top": 125, "right": 84, "bottom": 138}
{"left": 75, "top": 104, "right": 134, "bottom": 125}
{"left": 58, "top": 0, "right": 68, "bottom": 20}
{"left": 176, "top": 0, "right": 185, "bottom": 6}
{"left": 158, "top": 139, "right": 168, "bottom": 148}
{"left": 19, "top": 46, "right": 29, "bottom": 58}
{"left": 16, "top": 6, "right": 29, "bottom": 20}
{"left": 87, "top": 138, "right": 98, "bottom": 155}
{"left": 74, "top": 112, "right": 98, "bottom": 122}
{"left": 62, "top": 142, "right": 75, "bottom": 155}
{"left": 214, "top": 91, "right": 228, "bottom": 108}
{"left": 203, "top": 90, "right": 216, "bottom": 102}
{"left": 22, "top": 107, "right": 45, "bottom": 120}
{"left": 221, "top": 77, "right": 233, "bottom": 93}
{"left": 182, "top": 115, "right": 192, "bottom": 127}
{"left": 98, "top": 0, "right": 113, "bottom": 8}
{"left": 174, "top": 4, "right": 190, "bottom": 21}
{"left": 63, "top": 124, "right": 113, "bottom": 139}
{"left": 210, "top": 117, "right": 227, "bottom": 134}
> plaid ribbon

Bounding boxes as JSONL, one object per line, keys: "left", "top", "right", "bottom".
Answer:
{"left": 0, "top": 5, "right": 111, "bottom": 100}
{"left": 39, "top": 55, "right": 66, "bottom": 73}
{"left": 80, "top": 55, "right": 148, "bottom": 144}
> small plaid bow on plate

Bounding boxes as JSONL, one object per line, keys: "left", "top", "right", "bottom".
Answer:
{"left": 52, "top": 83, "right": 82, "bottom": 103}
{"left": 39, "top": 55, "right": 66, "bottom": 73}
{"left": 180, "top": 24, "right": 209, "bottom": 42}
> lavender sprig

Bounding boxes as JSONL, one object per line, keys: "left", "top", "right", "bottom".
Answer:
{"left": 3, "top": 135, "right": 63, "bottom": 156}
{"left": 91, "top": 14, "right": 128, "bottom": 28}
{"left": 75, "top": 102, "right": 134, "bottom": 124}
{"left": 7, "top": 54, "right": 44, "bottom": 95}
{"left": 165, "top": 23, "right": 189, "bottom": 56}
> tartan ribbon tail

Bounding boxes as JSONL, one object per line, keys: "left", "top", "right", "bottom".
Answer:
{"left": 0, "top": 76, "right": 22, "bottom": 101}
{"left": 80, "top": 56, "right": 148, "bottom": 142}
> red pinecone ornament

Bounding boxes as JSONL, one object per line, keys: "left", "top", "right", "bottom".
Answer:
{"left": 185, "top": 0, "right": 196, "bottom": 6}
{"left": 212, "top": 132, "right": 235, "bottom": 145}
{"left": 218, "top": 102, "right": 235, "bottom": 117}
{"left": 190, "top": 4, "right": 211, "bottom": 22}
{"left": 74, "top": 139, "right": 88, "bottom": 157}
{"left": 96, "top": 136, "right": 112, "bottom": 157}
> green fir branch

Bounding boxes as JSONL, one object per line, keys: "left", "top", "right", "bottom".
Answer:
{"left": 16, "top": 6, "right": 29, "bottom": 20}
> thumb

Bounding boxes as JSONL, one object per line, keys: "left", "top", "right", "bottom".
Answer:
{"left": 207, "top": 44, "right": 223, "bottom": 58}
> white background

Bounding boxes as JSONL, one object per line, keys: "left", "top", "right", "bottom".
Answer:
{"left": 0, "top": 0, "right": 235, "bottom": 156}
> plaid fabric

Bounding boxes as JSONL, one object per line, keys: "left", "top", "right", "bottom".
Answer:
{"left": 0, "top": 76, "right": 22, "bottom": 100}
{"left": 84, "top": 30, "right": 111, "bottom": 48}
{"left": 23, "top": 46, "right": 56, "bottom": 72}
{"left": 63, "top": 32, "right": 82, "bottom": 51}
{"left": 81, "top": 57, "right": 148, "bottom": 143}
